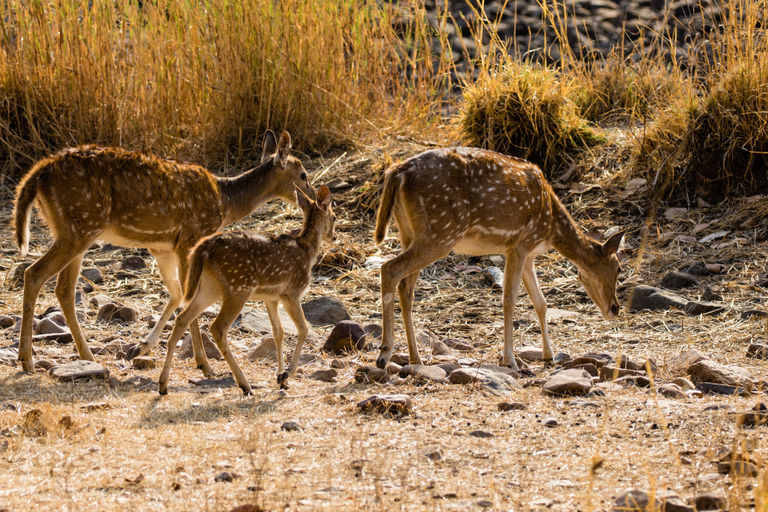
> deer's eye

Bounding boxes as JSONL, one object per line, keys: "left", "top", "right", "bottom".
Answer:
{"left": 300, "top": 172, "right": 307, "bottom": 180}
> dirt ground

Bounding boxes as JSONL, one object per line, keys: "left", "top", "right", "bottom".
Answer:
{"left": 0, "top": 139, "right": 766, "bottom": 511}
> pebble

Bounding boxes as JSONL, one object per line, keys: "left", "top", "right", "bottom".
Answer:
{"left": 658, "top": 383, "right": 686, "bottom": 399}
{"left": 121, "top": 255, "right": 147, "bottom": 271}
{"left": 301, "top": 296, "right": 350, "bottom": 326}
{"left": 246, "top": 337, "right": 277, "bottom": 361}
{"left": 356, "top": 394, "right": 412, "bottom": 415}
{"left": 177, "top": 333, "right": 222, "bottom": 360}
{"left": 542, "top": 369, "right": 592, "bottom": 396}
{"left": 687, "top": 359, "right": 754, "bottom": 391}
{"left": 321, "top": 320, "right": 367, "bottom": 354}
{"left": 308, "top": 369, "right": 337, "bottom": 382}
{"left": 132, "top": 356, "right": 156, "bottom": 370}
{"left": 746, "top": 343, "right": 768, "bottom": 359}
{"left": 0, "top": 315, "right": 15, "bottom": 329}
{"left": 49, "top": 360, "right": 109, "bottom": 381}
{"left": 34, "top": 317, "right": 68, "bottom": 335}
{"left": 660, "top": 270, "right": 699, "bottom": 289}
{"left": 498, "top": 402, "right": 527, "bottom": 411}
{"left": 81, "top": 267, "right": 104, "bottom": 284}
{"left": 398, "top": 364, "right": 447, "bottom": 383}
{"left": 354, "top": 366, "right": 389, "bottom": 384}
{"left": 97, "top": 303, "right": 138, "bottom": 323}
{"left": 280, "top": 420, "right": 302, "bottom": 432}
{"left": 441, "top": 338, "right": 474, "bottom": 351}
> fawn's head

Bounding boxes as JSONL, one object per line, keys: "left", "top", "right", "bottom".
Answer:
{"left": 297, "top": 184, "right": 336, "bottom": 242}
{"left": 262, "top": 130, "right": 315, "bottom": 205}
{"left": 577, "top": 230, "right": 625, "bottom": 320}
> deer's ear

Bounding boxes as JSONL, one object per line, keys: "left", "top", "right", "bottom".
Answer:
{"left": 274, "top": 131, "right": 291, "bottom": 167}
{"left": 295, "top": 185, "right": 311, "bottom": 211}
{"left": 601, "top": 230, "right": 625, "bottom": 256}
{"left": 316, "top": 185, "right": 332, "bottom": 211}
{"left": 261, "top": 130, "right": 277, "bottom": 163}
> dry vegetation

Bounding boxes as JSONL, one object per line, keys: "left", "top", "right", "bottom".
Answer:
{"left": 2, "top": 0, "right": 768, "bottom": 510}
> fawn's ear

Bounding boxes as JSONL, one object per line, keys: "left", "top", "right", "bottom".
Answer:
{"left": 296, "top": 185, "right": 312, "bottom": 211}
{"left": 261, "top": 130, "right": 277, "bottom": 163}
{"left": 274, "top": 131, "right": 292, "bottom": 167}
{"left": 316, "top": 185, "right": 332, "bottom": 211}
{"left": 601, "top": 230, "right": 626, "bottom": 256}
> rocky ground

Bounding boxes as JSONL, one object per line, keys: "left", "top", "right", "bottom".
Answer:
{"left": 0, "top": 138, "right": 766, "bottom": 511}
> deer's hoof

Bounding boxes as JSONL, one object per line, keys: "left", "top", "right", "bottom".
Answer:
{"left": 242, "top": 387, "right": 253, "bottom": 396}
{"left": 124, "top": 344, "right": 143, "bottom": 361}
{"left": 158, "top": 387, "right": 168, "bottom": 396}
{"left": 375, "top": 355, "right": 390, "bottom": 370}
{"left": 277, "top": 371, "right": 289, "bottom": 389}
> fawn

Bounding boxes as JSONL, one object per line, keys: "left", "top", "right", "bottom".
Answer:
{"left": 157, "top": 185, "right": 336, "bottom": 395}
{"left": 373, "top": 147, "right": 624, "bottom": 372}
{"left": 13, "top": 130, "right": 315, "bottom": 374}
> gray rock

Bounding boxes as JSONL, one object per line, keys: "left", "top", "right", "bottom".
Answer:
{"left": 691, "top": 493, "right": 727, "bottom": 511}
{"left": 89, "top": 294, "right": 113, "bottom": 309}
{"left": 717, "top": 460, "right": 759, "bottom": 477}
{"left": 246, "top": 337, "right": 277, "bottom": 361}
{"left": 469, "top": 430, "right": 494, "bottom": 438}
{"left": 498, "top": 402, "right": 527, "bottom": 411}
{"left": 688, "top": 359, "right": 754, "bottom": 391}
{"left": 81, "top": 268, "right": 104, "bottom": 284}
{"left": 121, "top": 255, "right": 147, "bottom": 271}
{"left": 543, "top": 369, "right": 593, "bottom": 396}
{"left": 542, "top": 417, "right": 559, "bottom": 427}
{"left": 34, "top": 317, "right": 68, "bottom": 335}
{"left": 416, "top": 329, "right": 438, "bottom": 347}
{"left": 190, "top": 376, "right": 237, "bottom": 388}
{"left": 132, "top": 356, "right": 156, "bottom": 370}
{"left": 281, "top": 420, "right": 302, "bottom": 432}
{"left": 50, "top": 360, "right": 109, "bottom": 381}
{"left": 363, "top": 324, "right": 382, "bottom": 340}
{"left": 390, "top": 353, "right": 412, "bottom": 366}
{"left": 666, "top": 349, "right": 708, "bottom": 375}
{"left": 671, "top": 377, "right": 695, "bottom": 391}
{"left": 600, "top": 365, "right": 646, "bottom": 381}
{"left": 747, "top": 343, "right": 768, "bottom": 359}
{"left": 517, "top": 346, "right": 546, "bottom": 361}
{"left": 630, "top": 285, "right": 689, "bottom": 311}
{"left": 0, "top": 315, "right": 15, "bottom": 329}
{"left": 97, "top": 303, "right": 137, "bottom": 323}
{"left": 301, "top": 296, "right": 350, "bottom": 326}
{"left": 322, "top": 320, "right": 367, "bottom": 354}
{"left": 240, "top": 306, "right": 318, "bottom": 339}
{"left": 431, "top": 340, "right": 454, "bottom": 356}
{"left": 684, "top": 301, "right": 726, "bottom": 315}
{"left": 354, "top": 366, "right": 390, "bottom": 384}
{"left": 658, "top": 383, "right": 686, "bottom": 399}
{"left": 32, "top": 332, "right": 74, "bottom": 344}
{"left": 398, "top": 364, "right": 447, "bottom": 383}
{"left": 437, "top": 362, "right": 461, "bottom": 374}
{"left": 9, "top": 263, "right": 30, "bottom": 290}
{"left": 356, "top": 394, "right": 412, "bottom": 415}
{"left": 177, "top": 333, "right": 222, "bottom": 360}
{"left": 448, "top": 367, "right": 522, "bottom": 394}
{"left": 696, "top": 382, "right": 750, "bottom": 396}
{"left": 568, "top": 353, "right": 614, "bottom": 368}
{"left": 660, "top": 270, "right": 699, "bottom": 289}
{"left": 612, "top": 489, "right": 650, "bottom": 512}
{"left": 441, "top": 338, "right": 474, "bottom": 351}
{"left": 214, "top": 471, "right": 236, "bottom": 482}
{"left": 308, "top": 369, "right": 337, "bottom": 382}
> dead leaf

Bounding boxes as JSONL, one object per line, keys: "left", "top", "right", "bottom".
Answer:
{"left": 691, "top": 223, "right": 710, "bottom": 235}
{"left": 699, "top": 230, "right": 729, "bottom": 244}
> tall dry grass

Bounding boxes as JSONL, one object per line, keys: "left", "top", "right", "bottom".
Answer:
{"left": 0, "top": 0, "right": 453, "bottom": 182}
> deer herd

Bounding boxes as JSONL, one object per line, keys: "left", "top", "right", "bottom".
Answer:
{"left": 11, "top": 131, "right": 625, "bottom": 394}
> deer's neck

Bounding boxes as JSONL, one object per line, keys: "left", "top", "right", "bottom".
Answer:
{"left": 549, "top": 197, "right": 599, "bottom": 269}
{"left": 295, "top": 208, "right": 324, "bottom": 261}
{"left": 217, "top": 162, "right": 277, "bottom": 225}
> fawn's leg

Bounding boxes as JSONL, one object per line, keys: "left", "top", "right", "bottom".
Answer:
{"left": 501, "top": 250, "right": 525, "bottom": 371}
{"left": 521, "top": 255, "right": 553, "bottom": 361}
{"left": 54, "top": 251, "right": 95, "bottom": 362}
{"left": 176, "top": 245, "right": 216, "bottom": 378}
{"left": 19, "top": 239, "right": 92, "bottom": 373}
{"left": 279, "top": 297, "right": 310, "bottom": 388}
{"left": 209, "top": 297, "right": 251, "bottom": 395}
{"left": 264, "top": 300, "right": 287, "bottom": 386}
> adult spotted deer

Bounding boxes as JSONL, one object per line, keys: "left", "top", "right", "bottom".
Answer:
{"left": 374, "top": 147, "right": 624, "bottom": 372}
{"left": 157, "top": 185, "right": 336, "bottom": 395}
{"left": 13, "top": 130, "right": 314, "bottom": 374}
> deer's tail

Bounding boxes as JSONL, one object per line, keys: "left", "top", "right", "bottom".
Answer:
{"left": 374, "top": 167, "right": 402, "bottom": 245}
{"left": 13, "top": 161, "right": 47, "bottom": 257}
{"left": 182, "top": 240, "right": 211, "bottom": 306}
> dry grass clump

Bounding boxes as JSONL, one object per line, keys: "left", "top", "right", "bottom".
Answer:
{"left": 0, "top": 0, "right": 452, "bottom": 182}
{"left": 458, "top": 62, "right": 604, "bottom": 175}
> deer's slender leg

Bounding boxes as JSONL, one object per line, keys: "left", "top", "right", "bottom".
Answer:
{"left": 279, "top": 296, "right": 310, "bottom": 387}
{"left": 209, "top": 297, "right": 251, "bottom": 395}
{"left": 54, "top": 251, "right": 95, "bottom": 362}
{"left": 501, "top": 250, "right": 525, "bottom": 371}
{"left": 397, "top": 271, "right": 423, "bottom": 366}
{"left": 19, "top": 239, "right": 93, "bottom": 372}
{"left": 265, "top": 300, "right": 286, "bottom": 381}
{"left": 521, "top": 255, "right": 553, "bottom": 361}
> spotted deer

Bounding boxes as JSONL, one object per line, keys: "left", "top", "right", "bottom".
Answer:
{"left": 373, "top": 147, "right": 624, "bottom": 371}
{"left": 157, "top": 185, "right": 336, "bottom": 394}
{"left": 13, "top": 130, "right": 315, "bottom": 374}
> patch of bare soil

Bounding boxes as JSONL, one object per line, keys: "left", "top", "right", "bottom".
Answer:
{"left": 0, "top": 139, "right": 766, "bottom": 511}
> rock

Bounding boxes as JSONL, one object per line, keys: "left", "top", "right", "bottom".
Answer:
{"left": 280, "top": 420, "right": 302, "bottom": 432}
{"left": 684, "top": 301, "right": 726, "bottom": 315}
{"left": 354, "top": 366, "right": 389, "bottom": 384}
{"left": 738, "top": 411, "right": 768, "bottom": 428}
{"left": 240, "top": 306, "right": 317, "bottom": 339}
{"left": 96, "top": 339, "right": 133, "bottom": 357}
{"left": 658, "top": 383, "right": 686, "bottom": 399}
{"left": 569, "top": 398, "right": 599, "bottom": 407}
{"left": 568, "top": 353, "right": 614, "bottom": 368}
{"left": 746, "top": 343, "right": 768, "bottom": 359}
{"left": 322, "top": 320, "right": 367, "bottom": 354}
{"left": 385, "top": 362, "right": 402, "bottom": 375}
{"left": 390, "top": 353, "right": 411, "bottom": 366}
{"left": 448, "top": 367, "right": 522, "bottom": 394}
{"left": 441, "top": 338, "right": 474, "bottom": 351}
{"left": 214, "top": 471, "right": 236, "bottom": 483}
{"left": 702, "top": 286, "right": 724, "bottom": 302}
{"left": 688, "top": 360, "right": 754, "bottom": 391}
{"left": 611, "top": 489, "right": 693, "bottom": 512}
{"left": 34, "top": 359, "right": 56, "bottom": 371}
{"left": 363, "top": 324, "right": 382, "bottom": 340}
{"left": 517, "top": 346, "right": 546, "bottom": 361}
{"left": 671, "top": 377, "right": 695, "bottom": 391}
{"left": 691, "top": 493, "right": 727, "bottom": 511}
{"left": 9, "top": 263, "right": 30, "bottom": 290}
{"left": 469, "top": 430, "right": 494, "bottom": 438}
{"left": 717, "top": 460, "right": 759, "bottom": 477}
{"left": 666, "top": 349, "right": 707, "bottom": 375}
{"left": 308, "top": 369, "right": 337, "bottom": 382}
{"left": 50, "top": 360, "right": 109, "bottom": 381}
{"left": 617, "top": 355, "right": 645, "bottom": 371}
{"left": 543, "top": 369, "right": 593, "bottom": 396}
{"left": 398, "top": 365, "right": 447, "bottom": 383}
{"left": 190, "top": 376, "right": 237, "bottom": 388}
{"left": 97, "top": 303, "right": 138, "bottom": 323}
{"left": 177, "top": 333, "right": 222, "bottom": 360}
{"left": 121, "top": 255, "right": 147, "bottom": 271}
{"left": 498, "top": 402, "right": 527, "bottom": 411}
{"left": 81, "top": 267, "right": 104, "bottom": 284}
{"left": 473, "top": 363, "right": 519, "bottom": 377}
{"left": 132, "top": 356, "right": 156, "bottom": 370}
{"left": 34, "top": 317, "right": 69, "bottom": 335}
{"left": 32, "top": 332, "right": 74, "bottom": 344}
{"left": 301, "top": 296, "right": 350, "bottom": 326}
{"left": 43, "top": 311, "right": 67, "bottom": 327}
{"left": 740, "top": 309, "right": 767, "bottom": 319}
{"left": 615, "top": 375, "right": 652, "bottom": 387}
{"left": 630, "top": 285, "right": 689, "bottom": 311}
{"left": 89, "top": 294, "right": 113, "bottom": 309}
{"left": 572, "top": 363, "right": 598, "bottom": 377}
{"left": 356, "top": 394, "right": 412, "bottom": 415}
{"left": 431, "top": 340, "right": 454, "bottom": 356}
{"left": 416, "top": 329, "right": 438, "bottom": 347}
{"left": 542, "top": 417, "right": 559, "bottom": 427}
{"left": 695, "top": 382, "right": 750, "bottom": 396}
{"left": 423, "top": 448, "right": 443, "bottom": 461}
{"left": 660, "top": 270, "right": 699, "bottom": 289}
{"left": 553, "top": 352, "right": 571, "bottom": 365}
{"left": 246, "top": 337, "right": 277, "bottom": 361}
{"left": 600, "top": 365, "right": 646, "bottom": 381}
{"left": 437, "top": 362, "right": 461, "bottom": 374}
{"left": 0, "top": 315, "right": 15, "bottom": 329}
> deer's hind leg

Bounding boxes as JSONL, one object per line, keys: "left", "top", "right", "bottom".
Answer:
{"left": 521, "top": 255, "right": 553, "bottom": 362}
{"left": 55, "top": 250, "right": 95, "bottom": 362}
{"left": 278, "top": 296, "right": 310, "bottom": 388}
{"left": 208, "top": 295, "right": 251, "bottom": 395}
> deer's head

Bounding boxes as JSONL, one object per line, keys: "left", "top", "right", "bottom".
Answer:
{"left": 577, "top": 230, "right": 625, "bottom": 320}
{"left": 262, "top": 130, "right": 315, "bottom": 205}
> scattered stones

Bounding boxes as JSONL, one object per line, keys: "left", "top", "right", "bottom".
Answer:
{"left": 543, "top": 369, "right": 592, "bottom": 396}
{"left": 431, "top": 340, "right": 454, "bottom": 356}
{"left": 177, "top": 333, "right": 222, "bottom": 361}
{"left": 354, "top": 366, "right": 390, "bottom": 384}
{"left": 658, "top": 383, "right": 686, "bottom": 399}
{"left": 399, "top": 364, "right": 447, "bottom": 383}
{"left": 246, "top": 337, "right": 277, "bottom": 361}
{"left": 322, "top": 320, "right": 367, "bottom": 354}
{"left": 498, "top": 402, "right": 527, "bottom": 411}
{"left": 50, "top": 360, "right": 109, "bottom": 381}
{"left": 695, "top": 382, "right": 750, "bottom": 396}
{"left": 301, "top": 296, "right": 350, "bottom": 326}
{"left": 660, "top": 270, "right": 699, "bottom": 289}
{"left": 687, "top": 360, "right": 754, "bottom": 391}
{"left": 81, "top": 267, "right": 104, "bottom": 284}
{"left": 308, "top": 369, "right": 337, "bottom": 382}
{"left": 356, "top": 394, "right": 412, "bottom": 415}
{"left": 441, "top": 338, "right": 474, "bottom": 351}
{"left": 97, "top": 303, "right": 138, "bottom": 323}
{"left": 132, "top": 356, "right": 156, "bottom": 370}
{"left": 190, "top": 376, "right": 237, "bottom": 388}
{"left": 280, "top": 420, "right": 302, "bottom": 432}
{"left": 630, "top": 285, "right": 689, "bottom": 312}
{"left": 666, "top": 350, "right": 708, "bottom": 375}
{"left": 746, "top": 343, "right": 768, "bottom": 359}
{"left": 121, "top": 255, "right": 147, "bottom": 271}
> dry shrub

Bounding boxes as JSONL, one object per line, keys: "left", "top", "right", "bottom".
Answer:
{"left": 458, "top": 62, "right": 603, "bottom": 176}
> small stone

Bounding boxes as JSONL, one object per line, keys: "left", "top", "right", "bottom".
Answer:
{"left": 398, "top": 364, "right": 447, "bottom": 383}
{"left": 423, "top": 448, "right": 443, "bottom": 461}
{"left": 660, "top": 270, "right": 699, "bottom": 289}
{"left": 354, "top": 366, "right": 389, "bottom": 384}
{"left": 672, "top": 377, "right": 695, "bottom": 390}
{"left": 685, "top": 301, "right": 726, "bottom": 315}
{"left": 573, "top": 363, "right": 598, "bottom": 377}
{"left": 717, "top": 460, "right": 758, "bottom": 477}
{"left": 666, "top": 349, "right": 707, "bottom": 374}
{"left": 390, "top": 353, "right": 411, "bottom": 366}
{"left": 441, "top": 338, "right": 474, "bottom": 351}
{"left": 543, "top": 369, "right": 592, "bottom": 396}
{"left": 246, "top": 337, "right": 277, "bottom": 361}
{"left": 97, "top": 303, "right": 138, "bottom": 323}
{"left": 356, "top": 394, "right": 412, "bottom": 415}
{"left": 0, "top": 315, "right": 15, "bottom": 329}
{"left": 568, "top": 353, "right": 614, "bottom": 368}
{"left": 746, "top": 343, "right": 768, "bottom": 359}
{"left": 177, "top": 333, "right": 222, "bottom": 361}
{"left": 81, "top": 268, "right": 104, "bottom": 284}
{"left": 691, "top": 493, "right": 726, "bottom": 511}
{"left": 437, "top": 362, "right": 461, "bottom": 374}
{"left": 33, "top": 332, "right": 74, "bottom": 344}
{"left": 190, "top": 376, "right": 237, "bottom": 388}
{"left": 696, "top": 382, "right": 750, "bottom": 396}
{"left": 658, "top": 383, "right": 686, "bottom": 399}
{"left": 517, "top": 346, "right": 544, "bottom": 361}
{"left": 34, "top": 317, "right": 68, "bottom": 335}
{"left": 121, "top": 255, "right": 147, "bottom": 271}
{"left": 9, "top": 262, "right": 30, "bottom": 290}
{"left": 89, "top": 294, "right": 113, "bottom": 309}
{"left": 416, "top": 329, "right": 438, "bottom": 347}
{"left": 322, "top": 320, "right": 367, "bottom": 354}
{"left": 431, "top": 340, "right": 454, "bottom": 356}
{"left": 132, "top": 356, "right": 156, "bottom": 370}
{"left": 385, "top": 362, "right": 402, "bottom": 375}
{"left": 363, "top": 324, "right": 382, "bottom": 340}
{"left": 214, "top": 471, "right": 236, "bottom": 483}
{"left": 630, "top": 285, "right": 689, "bottom": 312}
{"left": 600, "top": 365, "right": 646, "bottom": 381}
{"left": 448, "top": 368, "right": 522, "bottom": 394}
{"left": 34, "top": 359, "right": 56, "bottom": 371}
{"left": 301, "top": 296, "right": 350, "bottom": 327}
{"left": 542, "top": 417, "right": 559, "bottom": 427}
{"left": 308, "top": 369, "right": 337, "bottom": 382}
{"left": 469, "top": 430, "right": 494, "bottom": 438}
{"left": 330, "top": 359, "right": 347, "bottom": 369}
{"left": 498, "top": 402, "right": 527, "bottom": 411}
{"left": 50, "top": 360, "right": 109, "bottom": 381}
{"left": 612, "top": 489, "right": 649, "bottom": 511}
{"left": 688, "top": 359, "right": 754, "bottom": 391}
{"left": 617, "top": 355, "right": 645, "bottom": 371}
{"left": 280, "top": 420, "right": 302, "bottom": 432}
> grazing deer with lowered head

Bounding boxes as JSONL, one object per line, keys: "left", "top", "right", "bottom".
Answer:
{"left": 373, "top": 147, "right": 624, "bottom": 372}
{"left": 13, "top": 130, "right": 314, "bottom": 374}
{"left": 157, "top": 185, "right": 336, "bottom": 395}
